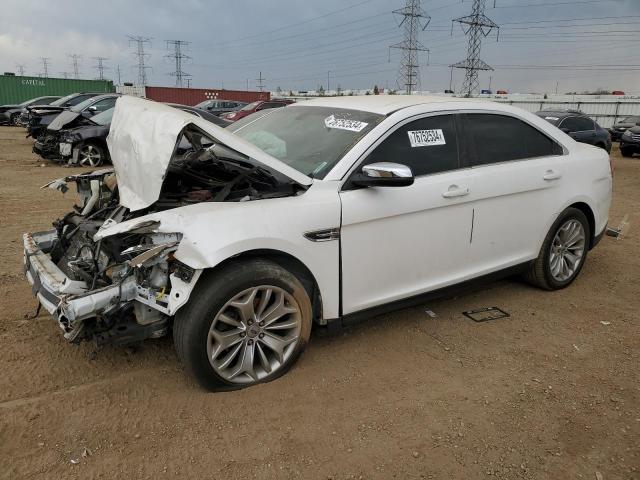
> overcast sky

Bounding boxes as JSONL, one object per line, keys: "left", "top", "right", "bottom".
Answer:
{"left": 1, "top": 0, "right": 639, "bottom": 94}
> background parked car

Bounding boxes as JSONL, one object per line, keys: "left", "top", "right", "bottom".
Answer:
{"left": 535, "top": 109, "right": 611, "bottom": 153}
{"left": 57, "top": 107, "right": 115, "bottom": 166}
{"left": 19, "top": 92, "right": 104, "bottom": 127}
{"left": 608, "top": 115, "right": 640, "bottom": 141}
{"left": 620, "top": 126, "right": 640, "bottom": 157}
{"left": 0, "top": 96, "right": 60, "bottom": 125}
{"left": 222, "top": 99, "right": 293, "bottom": 122}
{"left": 194, "top": 99, "right": 247, "bottom": 116}
{"left": 166, "top": 103, "right": 232, "bottom": 127}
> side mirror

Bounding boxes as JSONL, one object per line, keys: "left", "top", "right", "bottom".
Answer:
{"left": 352, "top": 162, "right": 414, "bottom": 188}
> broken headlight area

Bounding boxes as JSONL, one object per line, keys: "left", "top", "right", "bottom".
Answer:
{"left": 33, "top": 132, "right": 62, "bottom": 159}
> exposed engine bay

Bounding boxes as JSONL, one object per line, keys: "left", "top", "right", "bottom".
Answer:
{"left": 25, "top": 124, "right": 304, "bottom": 346}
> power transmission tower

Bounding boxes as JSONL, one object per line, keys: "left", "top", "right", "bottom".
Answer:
{"left": 68, "top": 54, "right": 82, "bottom": 79}
{"left": 93, "top": 56, "right": 108, "bottom": 80}
{"left": 389, "top": 0, "right": 430, "bottom": 95}
{"left": 15, "top": 63, "right": 26, "bottom": 76}
{"left": 116, "top": 64, "right": 122, "bottom": 85}
{"left": 450, "top": 0, "right": 499, "bottom": 97}
{"left": 256, "top": 71, "right": 266, "bottom": 92}
{"left": 60, "top": 71, "right": 70, "bottom": 79}
{"left": 39, "top": 57, "right": 50, "bottom": 78}
{"left": 165, "top": 40, "right": 192, "bottom": 87}
{"left": 128, "top": 35, "right": 153, "bottom": 85}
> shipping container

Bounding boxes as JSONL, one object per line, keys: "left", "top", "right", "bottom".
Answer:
{"left": 0, "top": 75, "right": 115, "bottom": 104}
{"left": 144, "top": 86, "right": 269, "bottom": 106}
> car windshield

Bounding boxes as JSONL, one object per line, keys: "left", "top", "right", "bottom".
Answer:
{"left": 536, "top": 112, "right": 562, "bottom": 126}
{"left": 49, "top": 94, "right": 77, "bottom": 106}
{"left": 621, "top": 116, "right": 640, "bottom": 123}
{"left": 90, "top": 108, "right": 114, "bottom": 126}
{"left": 241, "top": 101, "right": 260, "bottom": 111}
{"left": 19, "top": 97, "right": 47, "bottom": 106}
{"left": 230, "top": 106, "right": 384, "bottom": 179}
{"left": 71, "top": 97, "right": 101, "bottom": 112}
{"left": 194, "top": 100, "right": 212, "bottom": 109}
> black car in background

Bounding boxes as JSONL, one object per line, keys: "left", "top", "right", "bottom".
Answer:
{"left": 29, "top": 93, "right": 119, "bottom": 139}
{"left": 0, "top": 96, "right": 60, "bottom": 125}
{"left": 19, "top": 92, "right": 104, "bottom": 127}
{"left": 194, "top": 99, "right": 247, "bottom": 116}
{"left": 535, "top": 109, "right": 612, "bottom": 153}
{"left": 609, "top": 115, "right": 640, "bottom": 141}
{"left": 166, "top": 103, "right": 232, "bottom": 127}
{"left": 620, "top": 126, "right": 640, "bottom": 158}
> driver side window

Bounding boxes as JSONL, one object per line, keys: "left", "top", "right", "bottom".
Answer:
{"left": 363, "top": 114, "right": 460, "bottom": 177}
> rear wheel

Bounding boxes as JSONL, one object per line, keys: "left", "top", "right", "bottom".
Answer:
{"left": 78, "top": 143, "right": 105, "bottom": 167}
{"left": 174, "top": 259, "right": 312, "bottom": 391}
{"left": 620, "top": 148, "right": 634, "bottom": 158}
{"left": 524, "top": 208, "right": 590, "bottom": 290}
{"left": 10, "top": 113, "right": 19, "bottom": 126}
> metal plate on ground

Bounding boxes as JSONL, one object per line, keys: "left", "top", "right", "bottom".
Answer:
{"left": 463, "top": 307, "right": 510, "bottom": 322}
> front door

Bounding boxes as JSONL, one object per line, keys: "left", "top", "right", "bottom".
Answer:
{"left": 339, "top": 113, "right": 476, "bottom": 315}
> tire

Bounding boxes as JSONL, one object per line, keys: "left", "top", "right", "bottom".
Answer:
{"left": 524, "top": 207, "right": 591, "bottom": 290}
{"left": 10, "top": 113, "right": 19, "bottom": 126}
{"left": 620, "top": 148, "right": 633, "bottom": 158}
{"left": 78, "top": 143, "right": 106, "bottom": 167}
{"left": 173, "top": 258, "right": 313, "bottom": 391}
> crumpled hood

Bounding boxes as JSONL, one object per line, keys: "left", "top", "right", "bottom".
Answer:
{"left": 107, "top": 96, "right": 312, "bottom": 212}
{"left": 48, "top": 110, "right": 80, "bottom": 131}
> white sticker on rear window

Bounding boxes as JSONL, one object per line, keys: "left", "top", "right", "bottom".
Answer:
{"left": 407, "top": 129, "right": 446, "bottom": 147}
{"left": 545, "top": 116, "right": 560, "bottom": 121}
{"left": 324, "top": 115, "right": 368, "bottom": 132}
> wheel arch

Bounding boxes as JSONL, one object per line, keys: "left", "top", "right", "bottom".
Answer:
{"left": 199, "top": 249, "right": 324, "bottom": 323}
{"left": 567, "top": 201, "right": 596, "bottom": 249}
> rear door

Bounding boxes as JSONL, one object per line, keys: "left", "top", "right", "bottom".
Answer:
{"left": 460, "top": 112, "right": 566, "bottom": 273}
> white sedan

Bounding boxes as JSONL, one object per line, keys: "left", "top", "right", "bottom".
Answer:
{"left": 24, "top": 96, "right": 612, "bottom": 391}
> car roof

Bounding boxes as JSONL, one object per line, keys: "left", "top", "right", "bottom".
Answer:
{"left": 535, "top": 110, "right": 590, "bottom": 119}
{"left": 290, "top": 95, "right": 474, "bottom": 115}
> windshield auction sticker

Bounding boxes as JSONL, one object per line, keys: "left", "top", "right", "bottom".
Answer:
{"left": 407, "top": 129, "right": 446, "bottom": 147}
{"left": 324, "top": 115, "right": 368, "bottom": 132}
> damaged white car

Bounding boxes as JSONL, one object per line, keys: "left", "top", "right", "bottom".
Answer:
{"left": 24, "top": 96, "right": 612, "bottom": 391}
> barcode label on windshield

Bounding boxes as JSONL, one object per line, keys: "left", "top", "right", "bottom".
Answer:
{"left": 324, "top": 115, "right": 368, "bottom": 132}
{"left": 407, "top": 129, "right": 446, "bottom": 147}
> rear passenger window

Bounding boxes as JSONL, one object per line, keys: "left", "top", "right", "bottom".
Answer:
{"left": 363, "top": 115, "right": 459, "bottom": 177}
{"left": 464, "top": 113, "right": 561, "bottom": 166}
{"left": 560, "top": 116, "right": 594, "bottom": 132}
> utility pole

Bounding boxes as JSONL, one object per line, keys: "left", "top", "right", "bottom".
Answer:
{"left": 15, "top": 63, "right": 26, "bottom": 76}
{"left": 60, "top": 71, "right": 70, "bottom": 79}
{"left": 165, "top": 39, "right": 192, "bottom": 87}
{"left": 246, "top": 78, "right": 249, "bottom": 91}
{"left": 93, "top": 57, "right": 108, "bottom": 80}
{"left": 449, "top": 66, "right": 454, "bottom": 91}
{"left": 389, "top": 0, "right": 430, "bottom": 95}
{"left": 116, "top": 64, "right": 122, "bottom": 85}
{"left": 39, "top": 57, "right": 50, "bottom": 78}
{"left": 68, "top": 54, "right": 82, "bottom": 79}
{"left": 256, "top": 71, "right": 265, "bottom": 92}
{"left": 450, "top": 0, "right": 499, "bottom": 97}
{"left": 327, "top": 71, "right": 330, "bottom": 93}
{"left": 488, "top": 75, "right": 492, "bottom": 91}
{"left": 186, "top": 78, "right": 191, "bottom": 88}
{"left": 555, "top": 80, "right": 559, "bottom": 95}
{"left": 128, "top": 35, "right": 153, "bottom": 86}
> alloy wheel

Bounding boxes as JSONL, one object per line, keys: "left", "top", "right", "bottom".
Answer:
{"left": 207, "top": 286, "right": 302, "bottom": 384}
{"left": 549, "top": 219, "right": 586, "bottom": 282}
{"left": 79, "top": 145, "right": 102, "bottom": 167}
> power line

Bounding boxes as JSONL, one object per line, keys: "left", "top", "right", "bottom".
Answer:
{"left": 493, "top": 0, "right": 602, "bottom": 8}
{"left": 15, "top": 63, "right": 26, "bottom": 76}
{"left": 93, "top": 57, "right": 108, "bottom": 81}
{"left": 39, "top": 57, "right": 50, "bottom": 78}
{"left": 68, "top": 54, "right": 82, "bottom": 79}
{"left": 389, "top": 0, "right": 431, "bottom": 94}
{"left": 256, "top": 71, "right": 266, "bottom": 91}
{"left": 165, "top": 39, "right": 192, "bottom": 87}
{"left": 128, "top": 35, "right": 153, "bottom": 86}
{"left": 450, "top": 0, "right": 499, "bottom": 97}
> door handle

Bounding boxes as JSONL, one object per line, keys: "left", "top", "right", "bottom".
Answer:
{"left": 543, "top": 170, "right": 562, "bottom": 181}
{"left": 442, "top": 185, "right": 470, "bottom": 198}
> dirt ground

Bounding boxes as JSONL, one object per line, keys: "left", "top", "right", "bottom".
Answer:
{"left": 0, "top": 125, "right": 638, "bottom": 480}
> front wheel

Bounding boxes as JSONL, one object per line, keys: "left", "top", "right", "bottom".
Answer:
{"left": 78, "top": 143, "right": 106, "bottom": 167}
{"left": 524, "top": 207, "right": 590, "bottom": 290}
{"left": 173, "top": 259, "right": 312, "bottom": 391}
{"left": 620, "top": 148, "right": 634, "bottom": 158}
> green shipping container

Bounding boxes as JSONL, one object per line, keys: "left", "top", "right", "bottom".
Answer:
{"left": 0, "top": 75, "right": 115, "bottom": 104}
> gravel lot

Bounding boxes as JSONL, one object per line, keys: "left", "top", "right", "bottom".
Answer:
{"left": 0, "top": 126, "right": 638, "bottom": 480}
